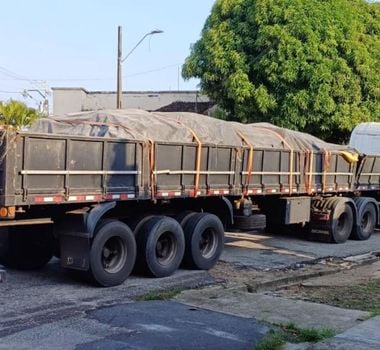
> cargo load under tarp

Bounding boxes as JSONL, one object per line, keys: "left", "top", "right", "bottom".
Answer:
{"left": 29, "top": 109, "right": 347, "bottom": 152}
{"left": 349, "top": 123, "right": 380, "bottom": 191}
{"left": 0, "top": 109, "right": 358, "bottom": 207}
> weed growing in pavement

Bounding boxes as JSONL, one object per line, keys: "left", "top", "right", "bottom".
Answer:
{"left": 255, "top": 323, "right": 335, "bottom": 349}
{"left": 255, "top": 329, "right": 285, "bottom": 350}
{"left": 136, "top": 288, "right": 183, "bottom": 301}
{"left": 369, "top": 308, "right": 380, "bottom": 317}
{"left": 281, "top": 323, "right": 335, "bottom": 342}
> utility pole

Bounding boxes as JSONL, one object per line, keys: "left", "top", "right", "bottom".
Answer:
{"left": 116, "top": 26, "right": 123, "bottom": 109}
{"left": 23, "top": 89, "right": 50, "bottom": 117}
{"left": 116, "top": 26, "right": 163, "bottom": 109}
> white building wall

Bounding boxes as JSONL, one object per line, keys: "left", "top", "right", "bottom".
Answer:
{"left": 52, "top": 88, "right": 210, "bottom": 115}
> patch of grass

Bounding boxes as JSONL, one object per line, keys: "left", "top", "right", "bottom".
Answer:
{"left": 136, "top": 288, "right": 183, "bottom": 301}
{"left": 255, "top": 323, "right": 335, "bottom": 350}
{"left": 255, "top": 330, "right": 285, "bottom": 350}
{"left": 369, "top": 308, "right": 380, "bottom": 317}
{"left": 281, "top": 323, "right": 335, "bottom": 343}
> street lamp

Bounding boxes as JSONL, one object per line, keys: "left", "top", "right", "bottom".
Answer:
{"left": 116, "top": 26, "right": 164, "bottom": 109}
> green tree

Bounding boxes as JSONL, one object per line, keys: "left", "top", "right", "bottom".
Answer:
{"left": 183, "top": 0, "right": 380, "bottom": 143}
{"left": 0, "top": 100, "right": 40, "bottom": 129}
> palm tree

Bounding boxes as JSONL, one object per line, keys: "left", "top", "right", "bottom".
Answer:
{"left": 0, "top": 100, "right": 40, "bottom": 130}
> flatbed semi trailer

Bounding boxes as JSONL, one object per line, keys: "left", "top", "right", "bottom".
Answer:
{"left": 0, "top": 110, "right": 378, "bottom": 286}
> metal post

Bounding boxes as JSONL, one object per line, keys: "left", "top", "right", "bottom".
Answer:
{"left": 116, "top": 26, "right": 123, "bottom": 109}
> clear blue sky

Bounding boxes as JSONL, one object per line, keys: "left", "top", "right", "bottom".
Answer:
{"left": 0, "top": 0, "right": 215, "bottom": 107}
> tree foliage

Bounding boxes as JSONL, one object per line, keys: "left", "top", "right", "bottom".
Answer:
{"left": 183, "top": 0, "right": 380, "bottom": 143}
{"left": 0, "top": 100, "right": 40, "bottom": 129}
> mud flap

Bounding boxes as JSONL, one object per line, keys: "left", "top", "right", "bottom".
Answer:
{"left": 60, "top": 232, "right": 90, "bottom": 271}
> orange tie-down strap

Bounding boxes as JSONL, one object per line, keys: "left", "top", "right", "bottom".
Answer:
{"left": 149, "top": 114, "right": 203, "bottom": 198}
{"left": 322, "top": 148, "right": 331, "bottom": 193}
{"left": 148, "top": 139, "right": 156, "bottom": 201}
{"left": 304, "top": 149, "right": 314, "bottom": 195}
{"left": 235, "top": 130, "right": 254, "bottom": 197}
{"left": 176, "top": 122, "right": 202, "bottom": 198}
{"left": 251, "top": 126, "right": 295, "bottom": 194}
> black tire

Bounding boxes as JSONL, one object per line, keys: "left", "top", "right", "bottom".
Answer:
{"left": 89, "top": 219, "right": 136, "bottom": 287}
{"left": 182, "top": 213, "right": 224, "bottom": 270}
{"left": 329, "top": 203, "right": 354, "bottom": 243}
{"left": 130, "top": 215, "right": 155, "bottom": 234}
{"left": 174, "top": 211, "right": 197, "bottom": 227}
{"left": 135, "top": 216, "right": 185, "bottom": 277}
{"left": 351, "top": 203, "right": 376, "bottom": 240}
{"left": 0, "top": 225, "right": 54, "bottom": 270}
{"left": 233, "top": 214, "right": 266, "bottom": 231}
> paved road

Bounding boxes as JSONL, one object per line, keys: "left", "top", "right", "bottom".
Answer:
{"left": 0, "top": 301, "right": 269, "bottom": 350}
{"left": 1, "top": 230, "right": 379, "bottom": 349}
{"left": 222, "top": 230, "right": 380, "bottom": 268}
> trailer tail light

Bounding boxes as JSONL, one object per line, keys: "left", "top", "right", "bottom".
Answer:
{"left": 0, "top": 206, "right": 15, "bottom": 219}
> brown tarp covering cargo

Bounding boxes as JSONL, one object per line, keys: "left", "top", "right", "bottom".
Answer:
{"left": 20, "top": 109, "right": 358, "bottom": 200}
{"left": 28, "top": 109, "right": 349, "bottom": 152}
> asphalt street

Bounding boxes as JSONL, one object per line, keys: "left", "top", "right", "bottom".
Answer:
{"left": 1, "top": 230, "right": 379, "bottom": 349}
{"left": 0, "top": 301, "right": 269, "bottom": 350}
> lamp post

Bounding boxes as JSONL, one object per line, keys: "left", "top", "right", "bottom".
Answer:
{"left": 116, "top": 26, "right": 164, "bottom": 109}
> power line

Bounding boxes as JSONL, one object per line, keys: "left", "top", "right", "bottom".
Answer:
{"left": 0, "top": 66, "right": 39, "bottom": 84}
{"left": 0, "top": 90, "right": 22, "bottom": 94}
{"left": 0, "top": 63, "right": 182, "bottom": 82}
{"left": 127, "top": 63, "right": 181, "bottom": 78}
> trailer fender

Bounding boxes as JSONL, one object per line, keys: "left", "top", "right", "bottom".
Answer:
{"left": 85, "top": 201, "right": 116, "bottom": 238}
{"left": 313, "top": 197, "right": 358, "bottom": 227}
{"left": 197, "top": 196, "right": 233, "bottom": 226}
{"left": 220, "top": 196, "right": 234, "bottom": 226}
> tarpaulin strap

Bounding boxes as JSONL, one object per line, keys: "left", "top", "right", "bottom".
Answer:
{"left": 187, "top": 128, "right": 202, "bottom": 198}
{"left": 322, "top": 149, "right": 331, "bottom": 193}
{"left": 235, "top": 130, "right": 254, "bottom": 197}
{"left": 304, "top": 150, "right": 310, "bottom": 194}
{"left": 146, "top": 114, "right": 203, "bottom": 198}
{"left": 253, "top": 127, "right": 295, "bottom": 195}
{"left": 148, "top": 139, "right": 156, "bottom": 201}
{"left": 307, "top": 150, "right": 314, "bottom": 195}
{"left": 175, "top": 121, "right": 202, "bottom": 198}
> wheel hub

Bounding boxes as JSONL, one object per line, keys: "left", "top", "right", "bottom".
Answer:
{"left": 101, "top": 236, "right": 127, "bottom": 273}
{"left": 199, "top": 228, "right": 217, "bottom": 259}
{"left": 156, "top": 232, "right": 176, "bottom": 265}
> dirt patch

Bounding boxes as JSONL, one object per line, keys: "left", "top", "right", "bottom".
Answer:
{"left": 209, "top": 258, "right": 357, "bottom": 292}
{"left": 271, "top": 261, "right": 380, "bottom": 314}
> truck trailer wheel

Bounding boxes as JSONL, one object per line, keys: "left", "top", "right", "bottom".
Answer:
{"left": 182, "top": 213, "right": 224, "bottom": 270}
{"left": 351, "top": 202, "right": 376, "bottom": 241}
{"left": 135, "top": 216, "right": 185, "bottom": 277}
{"left": 89, "top": 220, "right": 136, "bottom": 287}
{"left": 174, "top": 211, "right": 197, "bottom": 227}
{"left": 0, "top": 225, "right": 54, "bottom": 270}
{"left": 329, "top": 202, "right": 354, "bottom": 243}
